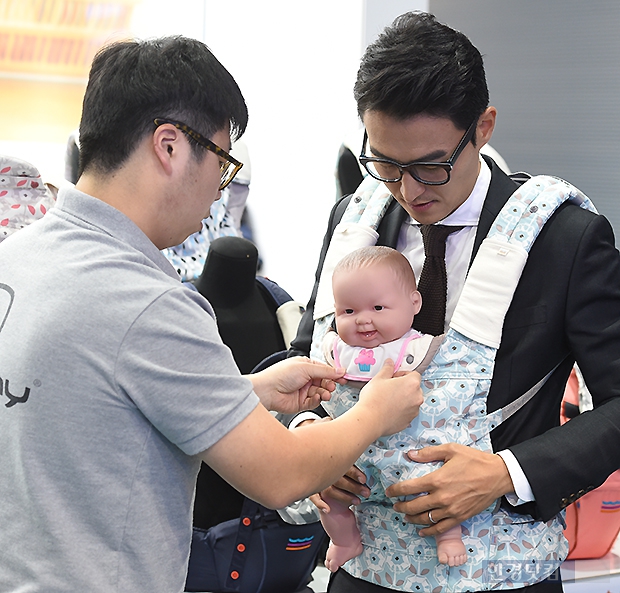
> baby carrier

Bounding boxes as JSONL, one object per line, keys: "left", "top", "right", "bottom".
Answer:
{"left": 310, "top": 174, "right": 597, "bottom": 591}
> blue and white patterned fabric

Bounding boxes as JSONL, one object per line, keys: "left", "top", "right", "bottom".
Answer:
{"left": 311, "top": 175, "right": 597, "bottom": 591}
{"left": 161, "top": 192, "right": 241, "bottom": 282}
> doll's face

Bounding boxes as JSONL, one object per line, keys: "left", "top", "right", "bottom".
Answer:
{"left": 333, "top": 263, "right": 421, "bottom": 348}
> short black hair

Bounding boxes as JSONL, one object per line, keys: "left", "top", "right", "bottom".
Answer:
{"left": 78, "top": 36, "right": 248, "bottom": 176}
{"left": 354, "top": 12, "right": 488, "bottom": 131}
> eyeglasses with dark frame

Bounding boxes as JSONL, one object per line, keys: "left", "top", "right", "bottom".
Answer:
{"left": 359, "top": 118, "right": 478, "bottom": 186}
{"left": 153, "top": 118, "right": 243, "bottom": 190}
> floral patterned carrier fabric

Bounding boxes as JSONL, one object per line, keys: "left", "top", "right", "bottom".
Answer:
{"left": 310, "top": 174, "right": 596, "bottom": 591}
{"left": 161, "top": 194, "right": 241, "bottom": 282}
{"left": 0, "top": 155, "right": 56, "bottom": 243}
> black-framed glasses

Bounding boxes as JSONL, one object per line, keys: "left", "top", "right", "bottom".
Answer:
{"left": 154, "top": 118, "right": 243, "bottom": 190}
{"left": 359, "top": 119, "right": 478, "bottom": 186}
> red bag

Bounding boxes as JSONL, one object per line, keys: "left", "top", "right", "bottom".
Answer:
{"left": 561, "top": 368, "right": 620, "bottom": 559}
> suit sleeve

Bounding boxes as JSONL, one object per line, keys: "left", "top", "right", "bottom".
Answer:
{"left": 509, "top": 212, "right": 620, "bottom": 521}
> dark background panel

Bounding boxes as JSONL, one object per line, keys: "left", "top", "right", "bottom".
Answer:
{"left": 429, "top": 0, "right": 620, "bottom": 238}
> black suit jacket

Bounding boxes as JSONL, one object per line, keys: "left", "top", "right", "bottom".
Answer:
{"left": 290, "top": 157, "right": 620, "bottom": 522}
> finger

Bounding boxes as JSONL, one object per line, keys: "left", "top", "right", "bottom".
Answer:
{"left": 406, "top": 444, "right": 451, "bottom": 464}
{"left": 310, "top": 492, "right": 330, "bottom": 513}
{"left": 390, "top": 499, "right": 459, "bottom": 534}
{"left": 386, "top": 475, "right": 431, "bottom": 499}
{"left": 393, "top": 503, "right": 461, "bottom": 535}
{"left": 373, "top": 358, "right": 396, "bottom": 379}
{"left": 317, "top": 377, "right": 338, "bottom": 392}
{"left": 333, "top": 471, "right": 370, "bottom": 501}
{"left": 426, "top": 508, "right": 439, "bottom": 526}
{"left": 320, "top": 484, "right": 363, "bottom": 507}
{"left": 315, "top": 388, "right": 332, "bottom": 402}
{"left": 298, "top": 392, "right": 323, "bottom": 411}
{"left": 305, "top": 385, "right": 332, "bottom": 403}
{"left": 392, "top": 496, "right": 432, "bottom": 517}
{"left": 418, "top": 515, "right": 463, "bottom": 537}
{"left": 344, "top": 465, "right": 367, "bottom": 484}
{"left": 304, "top": 359, "right": 346, "bottom": 382}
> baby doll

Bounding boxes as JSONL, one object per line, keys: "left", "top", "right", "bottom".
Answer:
{"left": 318, "top": 246, "right": 467, "bottom": 571}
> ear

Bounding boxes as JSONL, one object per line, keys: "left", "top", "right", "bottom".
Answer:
{"left": 476, "top": 106, "right": 497, "bottom": 150}
{"left": 410, "top": 290, "right": 422, "bottom": 316}
{"left": 152, "top": 123, "right": 184, "bottom": 175}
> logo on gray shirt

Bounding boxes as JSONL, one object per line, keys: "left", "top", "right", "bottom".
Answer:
{"left": 0, "top": 283, "right": 33, "bottom": 407}
{"left": 0, "top": 283, "right": 13, "bottom": 334}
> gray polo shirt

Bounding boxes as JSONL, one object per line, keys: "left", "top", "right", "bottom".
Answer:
{"left": 0, "top": 186, "right": 259, "bottom": 592}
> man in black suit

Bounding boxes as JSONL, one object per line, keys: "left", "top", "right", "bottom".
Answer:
{"left": 289, "top": 11, "right": 620, "bottom": 593}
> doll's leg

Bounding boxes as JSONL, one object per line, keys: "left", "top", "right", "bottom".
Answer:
{"left": 319, "top": 492, "right": 363, "bottom": 572}
{"left": 436, "top": 524, "right": 467, "bottom": 566}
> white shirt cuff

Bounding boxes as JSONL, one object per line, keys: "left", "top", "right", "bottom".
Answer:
{"left": 288, "top": 411, "right": 321, "bottom": 430}
{"left": 496, "top": 449, "right": 535, "bottom": 505}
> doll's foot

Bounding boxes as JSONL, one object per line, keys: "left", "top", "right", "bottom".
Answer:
{"left": 437, "top": 539, "right": 468, "bottom": 566}
{"left": 324, "top": 540, "right": 364, "bottom": 572}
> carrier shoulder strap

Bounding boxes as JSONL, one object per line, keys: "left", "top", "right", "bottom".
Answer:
{"left": 450, "top": 175, "right": 596, "bottom": 349}
{"left": 453, "top": 175, "right": 597, "bottom": 422}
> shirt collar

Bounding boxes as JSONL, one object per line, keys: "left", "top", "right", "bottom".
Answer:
{"left": 429, "top": 155, "right": 491, "bottom": 227}
{"left": 55, "top": 185, "right": 180, "bottom": 281}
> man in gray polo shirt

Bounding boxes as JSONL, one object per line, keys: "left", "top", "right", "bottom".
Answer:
{"left": 0, "top": 37, "right": 423, "bottom": 593}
